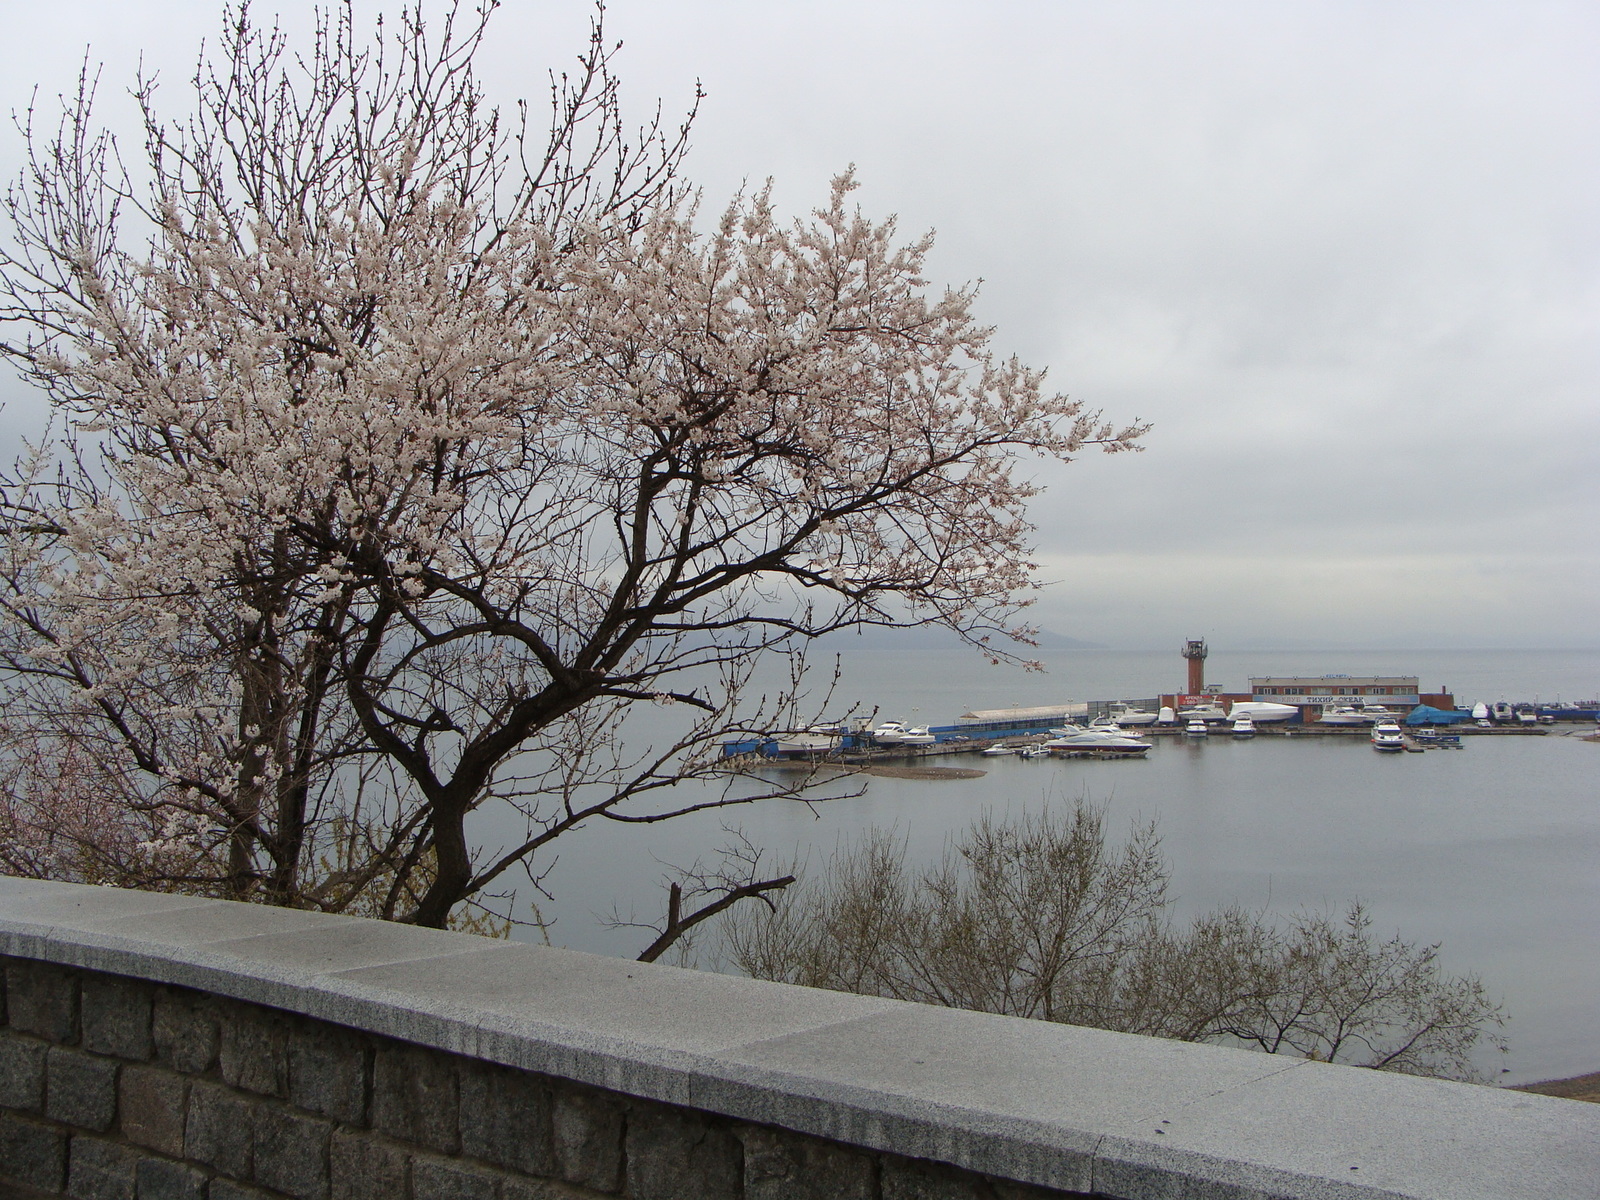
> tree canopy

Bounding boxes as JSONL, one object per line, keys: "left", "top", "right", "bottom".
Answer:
{"left": 0, "top": 2, "right": 1142, "bottom": 930}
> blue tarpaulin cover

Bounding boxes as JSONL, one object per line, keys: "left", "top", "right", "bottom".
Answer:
{"left": 1405, "top": 705, "right": 1473, "bottom": 725}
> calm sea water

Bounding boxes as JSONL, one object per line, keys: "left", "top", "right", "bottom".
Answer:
{"left": 474, "top": 647, "right": 1600, "bottom": 1085}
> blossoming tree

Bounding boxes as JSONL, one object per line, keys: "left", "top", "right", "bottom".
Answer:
{"left": 0, "top": 2, "right": 1144, "bottom": 930}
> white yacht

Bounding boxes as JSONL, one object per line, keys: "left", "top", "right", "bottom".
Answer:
{"left": 1317, "top": 706, "right": 1369, "bottom": 726}
{"left": 1019, "top": 743, "right": 1052, "bottom": 759}
{"left": 773, "top": 731, "right": 839, "bottom": 756}
{"left": 899, "top": 726, "right": 936, "bottom": 746}
{"left": 1109, "top": 703, "right": 1159, "bottom": 726}
{"left": 1184, "top": 718, "right": 1209, "bottom": 737}
{"left": 1370, "top": 722, "right": 1406, "bottom": 751}
{"left": 981, "top": 744, "right": 1017, "bottom": 757}
{"left": 1230, "top": 714, "right": 1256, "bottom": 737}
{"left": 1176, "top": 703, "right": 1229, "bottom": 723}
{"left": 1043, "top": 728, "right": 1151, "bottom": 756}
{"left": 1221, "top": 701, "right": 1298, "bottom": 724}
{"left": 871, "top": 721, "right": 909, "bottom": 744}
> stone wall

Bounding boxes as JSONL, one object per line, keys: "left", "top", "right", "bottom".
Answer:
{"left": 3, "top": 878, "right": 1598, "bottom": 1200}
{"left": 0, "top": 955, "right": 1078, "bottom": 1200}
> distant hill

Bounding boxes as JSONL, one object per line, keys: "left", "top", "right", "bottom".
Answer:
{"left": 815, "top": 626, "right": 1106, "bottom": 651}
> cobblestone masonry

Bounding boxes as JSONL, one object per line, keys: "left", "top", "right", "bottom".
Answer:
{"left": 0, "top": 955, "right": 1086, "bottom": 1200}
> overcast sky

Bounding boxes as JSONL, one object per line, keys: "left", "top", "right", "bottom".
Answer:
{"left": 2, "top": 1, "right": 1595, "bottom": 650}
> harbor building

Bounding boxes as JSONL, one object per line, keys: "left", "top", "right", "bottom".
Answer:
{"left": 1249, "top": 675, "right": 1421, "bottom": 706}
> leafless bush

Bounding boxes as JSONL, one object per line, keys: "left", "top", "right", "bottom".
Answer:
{"left": 723, "top": 805, "right": 1506, "bottom": 1081}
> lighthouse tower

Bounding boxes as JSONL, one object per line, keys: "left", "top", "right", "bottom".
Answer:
{"left": 1182, "top": 638, "right": 1208, "bottom": 696}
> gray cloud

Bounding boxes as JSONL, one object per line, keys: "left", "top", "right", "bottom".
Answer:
{"left": 3, "top": 0, "right": 1594, "bottom": 647}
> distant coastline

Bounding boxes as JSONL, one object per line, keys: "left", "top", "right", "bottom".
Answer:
{"left": 1513, "top": 1072, "right": 1600, "bottom": 1104}
{"left": 817, "top": 626, "right": 1106, "bottom": 651}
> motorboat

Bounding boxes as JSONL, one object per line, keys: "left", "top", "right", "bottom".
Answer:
{"left": 871, "top": 721, "right": 908, "bottom": 744}
{"left": 981, "top": 744, "right": 1017, "bottom": 757}
{"left": 1371, "top": 722, "right": 1406, "bottom": 751}
{"left": 1157, "top": 706, "right": 1176, "bottom": 724}
{"left": 1184, "top": 718, "right": 1208, "bottom": 737}
{"left": 1471, "top": 702, "right": 1489, "bottom": 721}
{"left": 1230, "top": 715, "right": 1256, "bottom": 737}
{"left": 1176, "top": 703, "right": 1229, "bottom": 723}
{"left": 1412, "top": 727, "right": 1463, "bottom": 748}
{"left": 1221, "top": 701, "right": 1298, "bottom": 724}
{"left": 899, "top": 726, "right": 936, "bottom": 745}
{"left": 1516, "top": 707, "right": 1540, "bottom": 726}
{"left": 1019, "top": 743, "right": 1052, "bottom": 759}
{"left": 1357, "top": 705, "right": 1398, "bottom": 723}
{"left": 1491, "top": 702, "right": 1514, "bottom": 723}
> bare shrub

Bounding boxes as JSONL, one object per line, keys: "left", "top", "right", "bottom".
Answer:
{"left": 724, "top": 805, "right": 1507, "bottom": 1081}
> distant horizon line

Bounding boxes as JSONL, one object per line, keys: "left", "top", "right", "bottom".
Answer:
{"left": 820, "top": 637, "right": 1600, "bottom": 654}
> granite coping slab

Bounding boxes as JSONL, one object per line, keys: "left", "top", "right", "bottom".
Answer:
{"left": 2, "top": 876, "right": 1597, "bottom": 1200}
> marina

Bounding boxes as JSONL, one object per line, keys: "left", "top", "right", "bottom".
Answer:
{"left": 725, "top": 638, "right": 1587, "bottom": 766}
{"left": 475, "top": 646, "right": 1600, "bottom": 1088}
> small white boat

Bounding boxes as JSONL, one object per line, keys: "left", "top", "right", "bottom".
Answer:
{"left": 1358, "top": 705, "right": 1398, "bottom": 723}
{"left": 899, "top": 726, "right": 936, "bottom": 745}
{"left": 1177, "top": 703, "right": 1229, "bottom": 723}
{"left": 1019, "top": 743, "right": 1052, "bottom": 759}
{"left": 1230, "top": 715, "right": 1256, "bottom": 737}
{"left": 1516, "top": 707, "right": 1539, "bottom": 726}
{"left": 1371, "top": 722, "right": 1406, "bottom": 751}
{"left": 981, "top": 744, "right": 1017, "bottom": 757}
{"left": 1157, "top": 706, "right": 1176, "bottom": 724}
{"left": 1491, "top": 702, "right": 1514, "bottom": 723}
{"left": 1471, "top": 702, "right": 1489, "bottom": 721}
{"left": 871, "top": 721, "right": 908, "bottom": 744}
{"left": 1184, "top": 718, "right": 1209, "bottom": 737}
